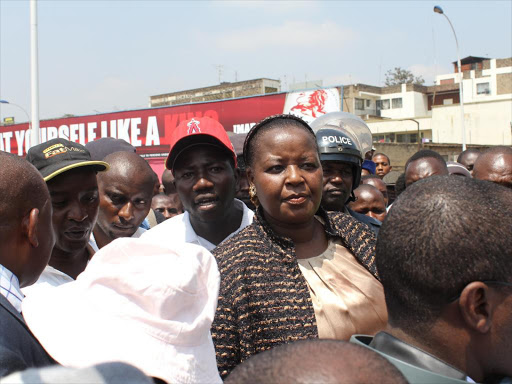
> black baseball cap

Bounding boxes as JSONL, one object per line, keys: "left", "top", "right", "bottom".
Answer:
{"left": 26, "top": 138, "right": 109, "bottom": 182}
{"left": 85, "top": 137, "right": 136, "bottom": 161}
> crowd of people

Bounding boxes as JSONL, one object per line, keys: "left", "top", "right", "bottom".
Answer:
{"left": 0, "top": 111, "right": 511, "bottom": 384}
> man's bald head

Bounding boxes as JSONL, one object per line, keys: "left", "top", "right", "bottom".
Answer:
{"left": 0, "top": 152, "right": 49, "bottom": 225}
{"left": 405, "top": 150, "right": 448, "bottom": 187}
{"left": 473, "top": 146, "right": 512, "bottom": 189}
{"left": 99, "top": 152, "right": 154, "bottom": 186}
{"left": 350, "top": 184, "right": 387, "bottom": 222}
{"left": 457, "top": 148, "right": 480, "bottom": 175}
{"left": 362, "top": 175, "right": 389, "bottom": 206}
{"left": 225, "top": 339, "right": 407, "bottom": 384}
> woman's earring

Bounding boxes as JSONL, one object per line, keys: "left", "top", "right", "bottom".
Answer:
{"left": 249, "top": 184, "right": 259, "bottom": 207}
{"left": 249, "top": 184, "right": 256, "bottom": 198}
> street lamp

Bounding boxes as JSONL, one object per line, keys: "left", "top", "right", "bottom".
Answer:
{"left": 434, "top": 5, "right": 466, "bottom": 151}
{"left": 399, "top": 118, "right": 422, "bottom": 151}
{"left": 0, "top": 99, "right": 31, "bottom": 126}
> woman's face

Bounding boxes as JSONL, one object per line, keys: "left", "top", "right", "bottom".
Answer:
{"left": 247, "top": 125, "right": 323, "bottom": 226}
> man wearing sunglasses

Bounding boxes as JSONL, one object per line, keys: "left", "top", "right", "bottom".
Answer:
{"left": 351, "top": 175, "right": 512, "bottom": 384}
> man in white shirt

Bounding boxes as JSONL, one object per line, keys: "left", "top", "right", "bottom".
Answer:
{"left": 143, "top": 117, "right": 254, "bottom": 251}
{"left": 0, "top": 151, "right": 56, "bottom": 376}
{"left": 25, "top": 139, "right": 109, "bottom": 288}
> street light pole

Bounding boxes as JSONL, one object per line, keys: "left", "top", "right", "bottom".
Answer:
{"left": 400, "top": 118, "right": 422, "bottom": 151}
{"left": 0, "top": 100, "right": 31, "bottom": 128}
{"left": 434, "top": 5, "right": 466, "bottom": 151}
{"left": 30, "top": 0, "right": 41, "bottom": 146}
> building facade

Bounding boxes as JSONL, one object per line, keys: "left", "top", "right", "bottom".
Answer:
{"left": 344, "top": 57, "right": 512, "bottom": 146}
{"left": 150, "top": 78, "right": 281, "bottom": 107}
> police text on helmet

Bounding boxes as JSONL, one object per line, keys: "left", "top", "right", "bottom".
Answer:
{"left": 322, "top": 136, "right": 352, "bottom": 145}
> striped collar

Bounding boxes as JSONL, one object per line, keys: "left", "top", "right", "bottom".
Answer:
{"left": 0, "top": 264, "right": 24, "bottom": 313}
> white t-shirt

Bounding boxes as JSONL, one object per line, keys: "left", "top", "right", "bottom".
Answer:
{"left": 88, "top": 226, "right": 146, "bottom": 252}
{"left": 23, "top": 227, "right": 147, "bottom": 295}
{"left": 23, "top": 265, "right": 74, "bottom": 296}
{"left": 142, "top": 199, "right": 254, "bottom": 252}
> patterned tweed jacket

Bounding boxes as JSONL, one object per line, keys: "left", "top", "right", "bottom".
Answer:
{"left": 211, "top": 207, "right": 378, "bottom": 378}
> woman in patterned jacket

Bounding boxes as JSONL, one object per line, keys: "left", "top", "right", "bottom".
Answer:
{"left": 211, "top": 114, "right": 387, "bottom": 378}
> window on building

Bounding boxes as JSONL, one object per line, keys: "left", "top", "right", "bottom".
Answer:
{"left": 355, "top": 98, "right": 365, "bottom": 110}
{"left": 366, "top": 99, "right": 371, "bottom": 108}
{"left": 376, "top": 99, "right": 390, "bottom": 110}
{"left": 392, "top": 98, "right": 403, "bottom": 109}
{"left": 443, "top": 98, "right": 453, "bottom": 105}
{"left": 477, "top": 82, "right": 490, "bottom": 95}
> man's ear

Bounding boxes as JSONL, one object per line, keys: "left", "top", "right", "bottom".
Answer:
{"left": 458, "top": 282, "right": 492, "bottom": 334}
{"left": 234, "top": 168, "right": 241, "bottom": 194}
{"left": 389, "top": 165, "right": 393, "bottom": 171}
{"left": 24, "top": 208, "right": 40, "bottom": 248}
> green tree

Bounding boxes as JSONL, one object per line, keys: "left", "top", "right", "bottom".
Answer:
{"left": 384, "top": 67, "right": 425, "bottom": 86}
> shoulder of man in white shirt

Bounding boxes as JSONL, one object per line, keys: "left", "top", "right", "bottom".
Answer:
{"left": 142, "top": 199, "right": 254, "bottom": 248}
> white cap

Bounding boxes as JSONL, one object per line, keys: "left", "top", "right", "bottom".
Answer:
{"left": 22, "top": 238, "right": 222, "bottom": 384}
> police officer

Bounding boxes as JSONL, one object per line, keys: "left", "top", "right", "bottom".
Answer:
{"left": 311, "top": 112, "right": 381, "bottom": 235}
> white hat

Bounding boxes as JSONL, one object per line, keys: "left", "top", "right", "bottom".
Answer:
{"left": 22, "top": 238, "right": 222, "bottom": 384}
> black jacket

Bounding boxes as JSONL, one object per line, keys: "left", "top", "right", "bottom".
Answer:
{"left": 0, "top": 294, "right": 55, "bottom": 377}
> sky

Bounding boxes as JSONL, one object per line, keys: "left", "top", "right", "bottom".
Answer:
{"left": 0, "top": 0, "right": 511, "bottom": 123}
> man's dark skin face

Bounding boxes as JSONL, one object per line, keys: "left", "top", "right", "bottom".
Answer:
{"left": 349, "top": 185, "right": 387, "bottom": 222}
{"left": 46, "top": 167, "right": 100, "bottom": 279}
{"left": 405, "top": 158, "right": 449, "bottom": 187}
{"left": 151, "top": 193, "right": 183, "bottom": 220}
{"left": 94, "top": 169, "right": 154, "bottom": 248}
{"left": 236, "top": 169, "right": 256, "bottom": 210}
{"left": 173, "top": 145, "right": 242, "bottom": 245}
{"left": 321, "top": 161, "right": 353, "bottom": 211}
{"left": 373, "top": 154, "right": 392, "bottom": 179}
{"left": 162, "top": 169, "right": 177, "bottom": 195}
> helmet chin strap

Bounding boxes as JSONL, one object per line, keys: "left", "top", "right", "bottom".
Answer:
{"left": 347, "top": 190, "right": 357, "bottom": 203}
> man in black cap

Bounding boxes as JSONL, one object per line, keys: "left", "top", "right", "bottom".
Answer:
{"left": 25, "top": 138, "right": 109, "bottom": 288}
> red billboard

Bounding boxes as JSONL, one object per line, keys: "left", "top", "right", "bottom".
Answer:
{"left": 0, "top": 88, "right": 341, "bottom": 172}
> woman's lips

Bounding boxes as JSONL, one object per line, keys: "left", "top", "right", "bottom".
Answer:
{"left": 284, "top": 195, "right": 308, "bottom": 205}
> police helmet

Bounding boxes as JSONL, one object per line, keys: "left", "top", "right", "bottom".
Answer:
{"left": 311, "top": 112, "right": 373, "bottom": 189}
{"left": 315, "top": 128, "right": 363, "bottom": 188}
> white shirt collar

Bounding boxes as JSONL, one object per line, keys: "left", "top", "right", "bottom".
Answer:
{"left": 89, "top": 226, "right": 147, "bottom": 251}
{"left": 181, "top": 199, "right": 254, "bottom": 251}
{"left": 0, "top": 264, "right": 24, "bottom": 312}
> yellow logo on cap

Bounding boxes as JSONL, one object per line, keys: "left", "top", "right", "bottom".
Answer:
{"left": 43, "top": 143, "right": 64, "bottom": 154}
{"left": 43, "top": 143, "right": 85, "bottom": 159}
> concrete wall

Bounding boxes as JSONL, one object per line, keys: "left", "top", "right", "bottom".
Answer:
{"left": 430, "top": 99, "right": 512, "bottom": 145}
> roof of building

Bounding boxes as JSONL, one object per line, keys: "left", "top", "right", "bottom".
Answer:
{"left": 452, "top": 56, "right": 488, "bottom": 65}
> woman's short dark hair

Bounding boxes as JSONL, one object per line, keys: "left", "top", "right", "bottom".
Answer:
{"left": 243, "top": 114, "right": 317, "bottom": 168}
